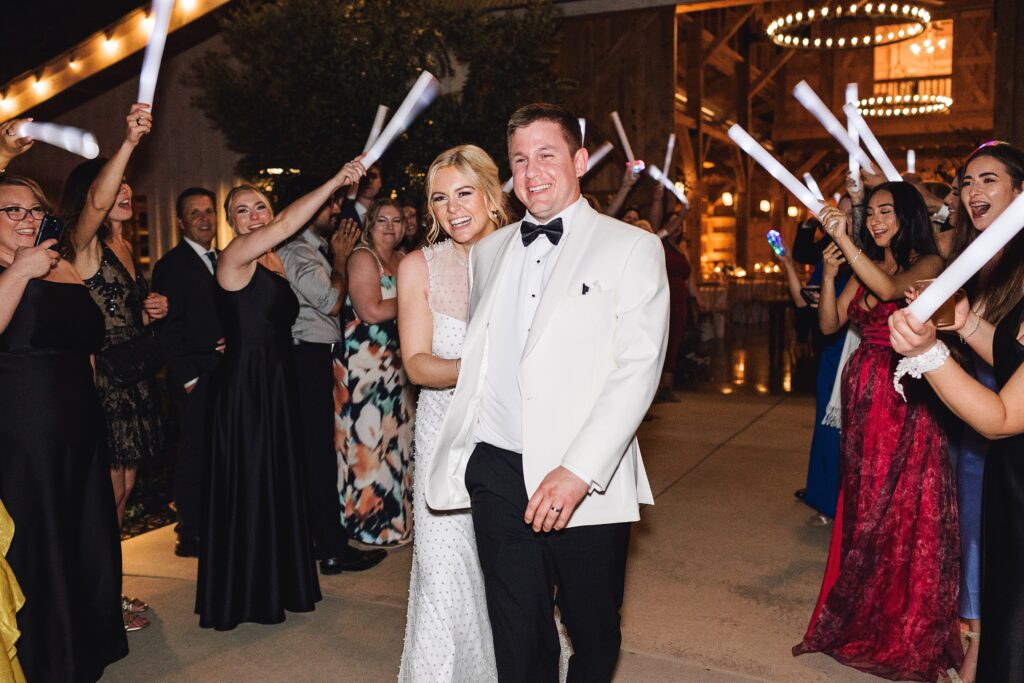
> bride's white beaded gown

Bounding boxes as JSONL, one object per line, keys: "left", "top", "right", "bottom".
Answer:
{"left": 399, "top": 239, "right": 572, "bottom": 682}
{"left": 398, "top": 240, "right": 498, "bottom": 682}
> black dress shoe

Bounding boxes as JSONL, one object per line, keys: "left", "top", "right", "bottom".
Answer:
{"left": 320, "top": 545, "right": 387, "bottom": 575}
{"left": 175, "top": 535, "right": 200, "bottom": 558}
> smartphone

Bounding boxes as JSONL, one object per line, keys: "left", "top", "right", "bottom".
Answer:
{"left": 34, "top": 215, "right": 64, "bottom": 247}
{"left": 800, "top": 285, "right": 821, "bottom": 308}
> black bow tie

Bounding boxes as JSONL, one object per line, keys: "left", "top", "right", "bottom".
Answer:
{"left": 520, "top": 218, "right": 563, "bottom": 247}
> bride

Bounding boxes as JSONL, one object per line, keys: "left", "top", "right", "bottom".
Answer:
{"left": 396, "top": 145, "right": 503, "bottom": 681}
{"left": 397, "top": 144, "right": 572, "bottom": 682}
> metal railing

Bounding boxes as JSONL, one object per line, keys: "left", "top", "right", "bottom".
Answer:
{"left": 872, "top": 75, "right": 952, "bottom": 100}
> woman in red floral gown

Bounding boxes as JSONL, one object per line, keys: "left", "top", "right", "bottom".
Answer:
{"left": 793, "top": 181, "right": 962, "bottom": 680}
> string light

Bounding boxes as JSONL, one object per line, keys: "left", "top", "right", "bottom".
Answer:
{"left": 766, "top": 2, "right": 930, "bottom": 50}
{"left": 857, "top": 93, "right": 953, "bottom": 117}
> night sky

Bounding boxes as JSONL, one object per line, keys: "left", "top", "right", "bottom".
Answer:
{"left": 1, "top": 1, "right": 146, "bottom": 84}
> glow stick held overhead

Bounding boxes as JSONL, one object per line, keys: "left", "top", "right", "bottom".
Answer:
{"left": 502, "top": 177, "right": 513, "bottom": 193}
{"left": 662, "top": 134, "right": 676, "bottom": 180}
{"left": 727, "top": 124, "right": 824, "bottom": 215}
{"left": 137, "top": 0, "right": 175, "bottom": 106}
{"left": 845, "top": 82, "right": 862, "bottom": 193}
{"left": 647, "top": 165, "right": 688, "bottom": 206}
{"left": 803, "top": 172, "right": 825, "bottom": 202}
{"left": 348, "top": 105, "right": 390, "bottom": 200}
{"left": 907, "top": 191, "right": 1024, "bottom": 322}
{"left": 360, "top": 71, "right": 440, "bottom": 169}
{"left": 578, "top": 117, "right": 586, "bottom": 144}
{"left": 907, "top": 149, "right": 916, "bottom": 174}
{"left": 15, "top": 121, "right": 99, "bottom": 159}
{"left": 793, "top": 80, "right": 875, "bottom": 172}
{"left": 766, "top": 230, "right": 786, "bottom": 257}
{"left": 609, "top": 111, "right": 644, "bottom": 173}
{"left": 843, "top": 103, "right": 902, "bottom": 182}
{"left": 584, "top": 141, "right": 614, "bottom": 175}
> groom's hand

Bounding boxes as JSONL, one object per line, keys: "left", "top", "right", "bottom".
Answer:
{"left": 525, "top": 467, "right": 589, "bottom": 533}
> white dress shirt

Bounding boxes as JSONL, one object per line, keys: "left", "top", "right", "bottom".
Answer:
{"left": 473, "top": 197, "right": 595, "bottom": 486}
{"left": 182, "top": 236, "right": 217, "bottom": 276}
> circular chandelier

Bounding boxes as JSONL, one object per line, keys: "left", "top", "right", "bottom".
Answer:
{"left": 767, "top": 3, "right": 932, "bottom": 50}
{"left": 856, "top": 93, "right": 953, "bottom": 118}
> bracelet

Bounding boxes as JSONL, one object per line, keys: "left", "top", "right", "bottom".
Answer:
{"left": 893, "top": 340, "right": 950, "bottom": 401}
{"left": 959, "top": 313, "right": 982, "bottom": 343}
{"left": 849, "top": 248, "right": 863, "bottom": 266}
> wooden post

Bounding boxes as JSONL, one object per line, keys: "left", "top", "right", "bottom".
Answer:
{"left": 994, "top": 0, "right": 1024, "bottom": 144}
{"left": 733, "top": 22, "right": 752, "bottom": 268}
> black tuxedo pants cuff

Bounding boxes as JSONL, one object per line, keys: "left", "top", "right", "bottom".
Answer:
{"left": 292, "top": 341, "right": 349, "bottom": 559}
{"left": 466, "top": 442, "right": 630, "bottom": 683}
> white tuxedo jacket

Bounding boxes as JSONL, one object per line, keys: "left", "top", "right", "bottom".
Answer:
{"left": 425, "top": 202, "right": 669, "bottom": 527}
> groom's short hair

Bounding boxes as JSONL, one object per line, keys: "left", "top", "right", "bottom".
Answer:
{"left": 507, "top": 103, "right": 583, "bottom": 154}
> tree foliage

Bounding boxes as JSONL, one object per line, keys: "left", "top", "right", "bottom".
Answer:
{"left": 189, "top": 0, "right": 571, "bottom": 200}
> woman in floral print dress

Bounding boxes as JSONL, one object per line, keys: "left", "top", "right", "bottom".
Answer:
{"left": 335, "top": 198, "right": 415, "bottom": 545}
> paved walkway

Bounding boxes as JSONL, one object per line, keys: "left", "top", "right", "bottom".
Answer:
{"left": 106, "top": 393, "right": 883, "bottom": 682}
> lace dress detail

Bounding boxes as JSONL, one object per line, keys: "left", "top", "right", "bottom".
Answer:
{"left": 399, "top": 240, "right": 497, "bottom": 682}
{"left": 83, "top": 242, "right": 163, "bottom": 469}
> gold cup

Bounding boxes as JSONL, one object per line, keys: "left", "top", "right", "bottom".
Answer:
{"left": 913, "top": 279, "right": 956, "bottom": 327}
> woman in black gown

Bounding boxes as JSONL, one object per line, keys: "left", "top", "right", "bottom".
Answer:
{"left": 196, "top": 158, "right": 366, "bottom": 630}
{"left": 891, "top": 293, "right": 1024, "bottom": 679}
{"left": 0, "top": 174, "right": 127, "bottom": 680}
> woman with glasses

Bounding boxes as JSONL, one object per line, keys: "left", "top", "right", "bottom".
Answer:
{"left": 58, "top": 103, "right": 167, "bottom": 632}
{"left": 0, "top": 123, "right": 128, "bottom": 680}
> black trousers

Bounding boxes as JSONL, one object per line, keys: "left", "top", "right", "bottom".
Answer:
{"left": 173, "top": 373, "right": 215, "bottom": 540}
{"left": 292, "top": 341, "right": 349, "bottom": 559}
{"left": 466, "top": 442, "right": 631, "bottom": 683}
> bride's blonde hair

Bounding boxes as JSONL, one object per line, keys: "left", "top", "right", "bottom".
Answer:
{"left": 424, "top": 145, "right": 507, "bottom": 244}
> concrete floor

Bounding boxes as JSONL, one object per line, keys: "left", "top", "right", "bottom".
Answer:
{"left": 105, "top": 393, "right": 888, "bottom": 682}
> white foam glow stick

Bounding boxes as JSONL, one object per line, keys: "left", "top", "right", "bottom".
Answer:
{"left": 662, "top": 134, "right": 676, "bottom": 180}
{"left": 579, "top": 118, "right": 586, "bottom": 144}
{"left": 363, "top": 105, "right": 389, "bottom": 152}
{"left": 803, "top": 172, "right": 825, "bottom": 202}
{"left": 349, "top": 105, "right": 390, "bottom": 199}
{"left": 845, "top": 83, "right": 862, "bottom": 193}
{"left": 361, "top": 71, "right": 440, "bottom": 168}
{"left": 137, "top": 0, "right": 175, "bottom": 106}
{"left": 585, "top": 141, "right": 614, "bottom": 175}
{"left": 727, "top": 124, "right": 824, "bottom": 215}
{"left": 907, "top": 149, "right": 916, "bottom": 174}
{"left": 648, "top": 165, "right": 688, "bottom": 206}
{"left": 609, "top": 111, "right": 643, "bottom": 172}
{"left": 843, "top": 103, "right": 902, "bottom": 182}
{"left": 793, "top": 81, "right": 875, "bottom": 172}
{"left": 16, "top": 122, "right": 99, "bottom": 159}
{"left": 502, "top": 177, "right": 513, "bottom": 193}
{"left": 908, "top": 192, "right": 1024, "bottom": 322}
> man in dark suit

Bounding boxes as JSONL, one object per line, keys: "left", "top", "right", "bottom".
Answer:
{"left": 152, "top": 187, "right": 223, "bottom": 557}
{"left": 337, "top": 163, "right": 382, "bottom": 228}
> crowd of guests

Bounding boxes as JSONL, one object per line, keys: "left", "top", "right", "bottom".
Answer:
{"left": 10, "top": 97, "right": 1024, "bottom": 683}
{"left": 775, "top": 143, "right": 1024, "bottom": 683}
{"left": 0, "top": 100, "right": 691, "bottom": 681}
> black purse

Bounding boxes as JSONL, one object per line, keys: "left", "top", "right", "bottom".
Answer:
{"left": 97, "top": 332, "right": 164, "bottom": 387}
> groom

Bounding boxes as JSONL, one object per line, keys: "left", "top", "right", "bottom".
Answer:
{"left": 426, "top": 103, "right": 669, "bottom": 681}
